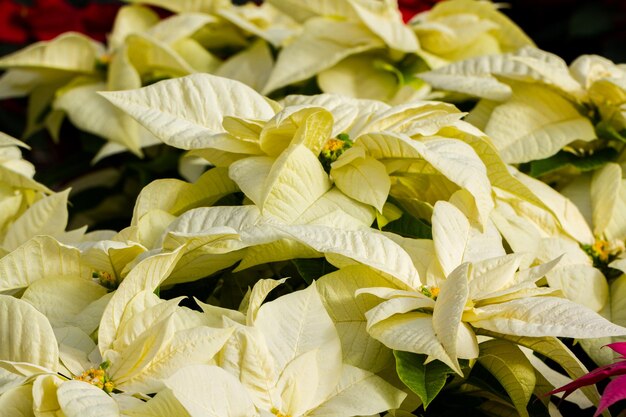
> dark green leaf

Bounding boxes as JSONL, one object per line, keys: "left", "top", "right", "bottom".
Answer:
{"left": 477, "top": 339, "right": 536, "bottom": 417}
{"left": 529, "top": 147, "right": 617, "bottom": 178}
{"left": 474, "top": 330, "right": 601, "bottom": 406}
{"left": 382, "top": 212, "right": 432, "bottom": 239}
{"left": 596, "top": 120, "right": 626, "bottom": 143}
{"left": 467, "top": 362, "right": 510, "bottom": 400}
{"left": 478, "top": 400, "right": 519, "bottom": 417}
{"left": 291, "top": 258, "right": 338, "bottom": 285}
{"left": 394, "top": 350, "right": 455, "bottom": 408}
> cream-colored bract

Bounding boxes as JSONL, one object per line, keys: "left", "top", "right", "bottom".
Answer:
{"left": 355, "top": 200, "right": 626, "bottom": 375}
{"left": 420, "top": 47, "right": 626, "bottom": 165}
{"left": 410, "top": 0, "right": 534, "bottom": 67}
{"left": 213, "top": 281, "right": 407, "bottom": 417}
{"left": 261, "top": 0, "right": 418, "bottom": 101}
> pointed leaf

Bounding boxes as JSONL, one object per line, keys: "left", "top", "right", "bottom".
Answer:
{"left": 394, "top": 350, "right": 455, "bottom": 408}
{"left": 57, "top": 380, "right": 119, "bottom": 417}
{"left": 244, "top": 277, "right": 288, "bottom": 324}
{"left": 55, "top": 81, "right": 142, "bottom": 155}
{"left": 124, "top": 389, "right": 191, "bottom": 417}
{"left": 317, "top": 53, "right": 400, "bottom": 101}
{"left": 114, "top": 293, "right": 181, "bottom": 352}
{"left": 419, "top": 47, "right": 579, "bottom": 101}
{"left": 262, "top": 18, "right": 383, "bottom": 94}
{"left": 165, "top": 365, "right": 258, "bottom": 417}
{"left": 349, "top": 0, "right": 417, "bottom": 52}
{"left": 292, "top": 186, "right": 376, "bottom": 228}
{"left": 308, "top": 363, "right": 406, "bottom": 416}
{"left": 331, "top": 154, "right": 390, "bottom": 212}
{"left": 0, "top": 235, "right": 88, "bottom": 293}
{"left": 115, "top": 326, "right": 234, "bottom": 393}
{"left": 266, "top": 0, "right": 357, "bottom": 22}
{"left": 216, "top": 40, "right": 274, "bottom": 92}
{"left": 432, "top": 201, "right": 470, "bottom": 276}
{"left": 433, "top": 263, "right": 471, "bottom": 369}
{"left": 425, "top": 0, "right": 533, "bottom": 53}
{"left": 2, "top": 189, "right": 70, "bottom": 251}
{"left": 484, "top": 83, "right": 596, "bottom": 163}
{"left": 55, "top": 327, "right": 97, "bottom": 376}
{"left": 368, "top": 312, "right": 455, "bottom": 371}
{"left": 260, "top": 144, "right": 332, "bottom": 223}
{"left": 21, "top": 275, "right": 108, "bottom": 330}
{"left": 133, "top": 167, "right": 238, "bottom": 222}
{"left": 0, "top": 385, "right": 35, "bottom": 417}
{"left": 317, "top": 265, "right": 394, "bottom": 372}
{"left": 477, "top": 330, "right": 601, "bottom": 405}
{"left": 275, "top": 224, "right": 422, "bottom": 289}
{"left": 276, "top": 349, "right": 324, "bottom": 417}
{"left": 254, "top": 282, "right": 340, "bottom": 376}
{"left": 546, "top": 264, "right": 608, "bottom": 312}
{"left": 595, "top": 374, "right": 626, "bottom": 417}
{"left": 98, "top": 248, "right": 185, "bottom": 353}
{"left": 0, "top": 32, "right": 102, "bottom": 72}
{"left": 217, "top": 326, "right": 276, "bottom": 411}
{"left": 469, "top": 297, "right": 626, "bottom": 339}
{"left": 147, "top": 12, "right": 216, "bottom": 44}
{"left": 100, "top": 74, "right": 277, "bottom": 150}
{"left": 591, "top": 163, "right": 622, "bottom": 237}
{"left": 477, "top": 339, "right": 536, "bottom": 417}
{"left": 108, "top": 5, "right": 160, "bottom": 50}
{"left": 0, "top": 295, "right": 58, "bottom": 370}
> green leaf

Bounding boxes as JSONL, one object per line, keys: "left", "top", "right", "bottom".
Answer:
{"left": 596, "top": 120, "right": 626, "bottom": 143}
{"left": 394, "top": 350, "right": 455, "bottom": 408}
{"left": 474, "top": 330, "right": 601, "bottom": 406}
{"left": 528, "top": 147, "right": 618, "bottom": 178}
{"left": 477, "top": 339, "right": 536, "bottom": 417}
{"left": 291, "top": 258, "right": 338, "bottom": 285}
{"left": 381, "top": 209, "right": 432, "bottom": 239}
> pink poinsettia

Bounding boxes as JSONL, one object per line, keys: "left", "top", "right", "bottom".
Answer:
{"left": 549, "top": 343, "right": 626, "bottom": 416}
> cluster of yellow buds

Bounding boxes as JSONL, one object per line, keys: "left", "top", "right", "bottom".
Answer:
{"left": 586, "top": 238, "right": 625, "bottom": 263}
{"left": 74, "top": 361, "right": 114, "bottom": 394}
{"left": 318, "top": 133, "right": 354, "bottom": 173}
{"left": 582, "top": 238, "right": 625, "bottom": 279}
{"left": 419, "top": 285, "right": 440, "bottom": 300}
{"left": 92, "top": 270, "right": 117, "bottom": 290}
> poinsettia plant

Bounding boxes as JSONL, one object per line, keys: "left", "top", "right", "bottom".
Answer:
{"left": 1, "top": 1, "right": 626, "bottom": 417}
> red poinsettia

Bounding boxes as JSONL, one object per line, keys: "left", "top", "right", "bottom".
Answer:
{"left": 397, "top": 0, "right": 443, "bottom": 22}
{"left": 0, "top": 0, "right": 121, "bottom": 44}
{"left": 549, "top": 343, "right": 626, "bottom": 416}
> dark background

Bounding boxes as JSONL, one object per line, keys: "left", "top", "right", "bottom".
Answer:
{"left": 504, "top": 0, "right": 626, "bottom": 64}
